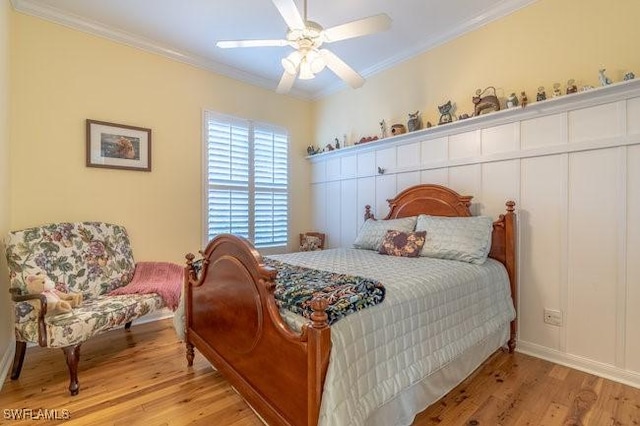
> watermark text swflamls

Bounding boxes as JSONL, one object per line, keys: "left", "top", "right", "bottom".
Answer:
{"left": 3, "top": 408, "right": 70, "bottom": 421}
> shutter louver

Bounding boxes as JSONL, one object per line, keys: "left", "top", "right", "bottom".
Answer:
{"left": 205, "top": 112, "right": 288, "bottom": 248}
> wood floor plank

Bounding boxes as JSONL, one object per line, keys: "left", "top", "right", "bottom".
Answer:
{"left": 2, "top": 319, "right": 639, "bottom": 425}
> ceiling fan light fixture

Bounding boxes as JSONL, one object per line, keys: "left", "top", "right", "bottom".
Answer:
{"left": 298, "top": 58, "right": 315, "bottom": 80}
{"left": 307, "top": 49, "right": 326, "bottom": 73}
{"left": 282, "top": 50, "right": 302, "bottom": 75}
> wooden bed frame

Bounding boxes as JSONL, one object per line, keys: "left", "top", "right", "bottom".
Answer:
{"left": 184, "top": 184, "right": 517, "bottom": 426}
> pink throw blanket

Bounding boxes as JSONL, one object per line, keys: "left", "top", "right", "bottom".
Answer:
{"left": 108, "top": 262, "right": 183, "bottom": 310}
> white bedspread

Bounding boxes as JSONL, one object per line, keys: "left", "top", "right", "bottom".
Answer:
{"left": 268, "top": 248, "right": 515, "bottom": 426}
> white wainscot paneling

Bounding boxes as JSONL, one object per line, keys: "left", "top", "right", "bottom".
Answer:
{"left": 626, "top": 145, "right": 640, "bottom": 373}
{"left": 481, "top": 123, "right": 519, "bottom": 155}
{"left": 311, "top": 160, "right": 326, "bottom": 183}
{"left": 569, "top": 102, "right": 622, "bottom": 143}
{"left": 397, "top": 142, "right": 421, "bottom": 170}
{"left": 480, "top": 160, "right": 520, "bottom": 218}
{"left": 421, "top": 168, "right": 448, "bottom": 186}
{"left": 421, "top": 137, "right": 447, "bottom": 165}
{"left": 326, "top": 157, "right": 341, "bottom": 180}
{"left": 340, "top": 179, "right": 358, "bottom": 248}
{"left": 325, "top": 181, "right": 342, "bottom": 248}
{"left": 449, "top": 164, "right": 481, "bottom": 214}
{"left": 396, "top": 171, "right": 420, "bottom": 191}
{"left": 449, "top": 130, "right": 480, "bottom": 160}
{"left": 521, "top": 113, "right": 567, "bottom": 150}
{"left": 375, "top": 174, "right": 397, "bottom": 219}
{"left": 519, "top": 155, "right": 566, "bottom": 351}
{"left": 567, "top": 148, "right": 620, "bottom": 365}
{"left": 340, "top": 155, "right": 357, "bottom": 179}
{"left": 357, "top": 177, "right": 375, "bottom": 229}
{"left": 357, "top": 151, "right": 376, "bottom": 177}
{"left": 376, "top": 147, "right": 396, "bottom": 172}
{"left": 628, "top": 97, "right": 640, "bottom": 136}
{"left": 312, "top": 183, "right": 327, "bottom": 233}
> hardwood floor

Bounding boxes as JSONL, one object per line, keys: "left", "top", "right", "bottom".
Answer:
{"left": 1, "top": 319, "right": 639, "bottom": 425}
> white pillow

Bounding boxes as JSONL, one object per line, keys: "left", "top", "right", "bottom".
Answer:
{"left": 415, "top": 215, "right": 493, "bottom": 264}
{"left": 353, "top": 216, "right": 417, "bottom": 251}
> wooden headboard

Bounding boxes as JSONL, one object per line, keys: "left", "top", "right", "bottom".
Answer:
{"left": 364, "top": 184, "right": 517, "bottom": 351}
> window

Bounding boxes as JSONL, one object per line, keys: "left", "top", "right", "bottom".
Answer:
{"left": 204, "top": 111, "right": 289, "bottom": 249}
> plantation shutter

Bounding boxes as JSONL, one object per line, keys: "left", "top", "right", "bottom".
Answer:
{"left": 205, "top": 111, "right": 289, "bottom": 248}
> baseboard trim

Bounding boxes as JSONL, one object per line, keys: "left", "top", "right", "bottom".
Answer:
{"left": 517, "top": 340, "right": 640, "bottom": 390}
{"left": 133, "top": 308, "right": 173, "bottom": 326}
{"left": 0, "top": 338, "right": 16, "bottom": 390}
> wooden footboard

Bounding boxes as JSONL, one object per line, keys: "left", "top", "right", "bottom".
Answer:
{"left": 184, "top": 234, "right": 331, "bottom": 426}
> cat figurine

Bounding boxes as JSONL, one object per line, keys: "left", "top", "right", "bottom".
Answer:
{"left": 438, "top": 101, "right": 453, "bottom": 125}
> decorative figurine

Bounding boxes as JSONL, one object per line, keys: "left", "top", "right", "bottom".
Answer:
{"left": 334, "top": 137, "right": 340, "bottom": 149}
{"left": 598, "top": 68, "right": 612, "bottom": 86}
{"left": 390, "top": 124, "right": 406, "bottom": 136}
{"left": 553, "top": 83, "right": 562, "bottom": 97}
{"left": 356, "top": 136, "right": 379, "bottom": 145}
{"left": 343, "top": 134, "right": 347, "bottom": 147}
{"left": 472, "top": 87, "right": 500, "bottom": 116}
{"left": 438, "top": 101, "right": 454, "bottom": 125}
{"left": 377, "top": 167, "right": 385, "bottom": 175}
{"left": 379, "top": 120, "right": 387, "bottom": 138}
{"left": 520, "top": 91, "right": 528, "bottom": 108}
{"left": 426, "top": 121, "right": 433, "bottom": 128}
{"left": 506, "top": 92, "right": 519, "bottom": 108}
{"left": 459, "top": 113, "right": 471, "bottom": 120}
{"left": 580, "top": 85, "right": 594, "bottom": 92}
{"left": 624, "top": 71, "right": 636, "bottom": 81}
{"left": 407, "top": 111, "right": 423, "bottom": 132}
{"left": 566, "top": 79, "right": 578, "bottom": 94}
{"left": 536, "top": 86, "right": 546, "bottom": 102}
{"left": 325, "top": 143, "right": 335, "bottom": 151}
{"left": 306, "top": 145, "right": 320, "bottom": 155}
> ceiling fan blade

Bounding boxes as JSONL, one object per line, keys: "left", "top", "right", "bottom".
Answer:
{"left": 276, "top": 70, "right": 296, "bottom": 94}
{"left": 323, "top": 13, "right": 391, "bottom": 43}
{"left": 272, "top": 0, "right": 305, "bottom": 30}
{"left": 320, "top": 49, "right": 365, "bottom": 89}
{"left": 217, "top": 39, "right": 289, "bottom": 48}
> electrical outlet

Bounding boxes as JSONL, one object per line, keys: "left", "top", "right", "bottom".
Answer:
{"left": 543, "top": 309, "right": 562, "bottom": 326}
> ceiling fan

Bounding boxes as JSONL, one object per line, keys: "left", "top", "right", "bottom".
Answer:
{"left": 216, "top": 0, "right": 392, "bottom": 93}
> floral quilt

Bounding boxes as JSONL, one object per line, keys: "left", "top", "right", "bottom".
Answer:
{"left": 265, "top": 258, "right": 385, "bottom": 325}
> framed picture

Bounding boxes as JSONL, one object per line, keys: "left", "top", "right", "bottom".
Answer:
{"left": 86, "top": 119, "right": 151, "bottom": 171}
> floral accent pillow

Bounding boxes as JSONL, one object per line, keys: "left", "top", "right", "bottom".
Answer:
{"left": 378, "top": 230, "right": 427, "bottom": 258}
{"left": 353, "top": 216, "right": 417, "bottom": 251}
{"left": 300, "top": 235, "right": 323, "bottom": 251}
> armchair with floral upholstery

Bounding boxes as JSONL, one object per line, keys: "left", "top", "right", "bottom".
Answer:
{"left": 5, "top": 222, "right": 175, "bottom": 395}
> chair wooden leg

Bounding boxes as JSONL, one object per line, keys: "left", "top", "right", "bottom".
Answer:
{"left": 62, "top": 345, "right": 81, "bottom": 396}
{"left": 125, "top": 321, "right": 132, "bottom": 331}
{"left": 10, "top": 341, "right": 27, "bottom": 380}
{"left": 186, "top": 341, "right": 194, "bottom": 366}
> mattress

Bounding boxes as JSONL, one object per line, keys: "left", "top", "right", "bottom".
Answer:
{"left": 268, "top": 248, "right": 515, "bottom": 426}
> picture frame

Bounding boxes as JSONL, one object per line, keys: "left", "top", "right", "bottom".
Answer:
{"left": 86, "top": 119, "right": 151, "bottom": 171}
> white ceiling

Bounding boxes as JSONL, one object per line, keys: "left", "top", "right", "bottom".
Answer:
{"left": 12, "top": 0, "right": 535, "bottom": 99}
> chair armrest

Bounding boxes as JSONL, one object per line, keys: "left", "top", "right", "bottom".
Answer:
{"left": 9, "top": 288, "right": 48, "bottom": 347}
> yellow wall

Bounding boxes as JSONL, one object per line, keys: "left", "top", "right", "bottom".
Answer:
{"left": 0, "top": 0, "right": 11, "bottom": 362}
{"left": 314, "top": 0, "right": 640, "bottom": 144}
{"left": 9, "top": 11, "right": 313, "bottom": 262}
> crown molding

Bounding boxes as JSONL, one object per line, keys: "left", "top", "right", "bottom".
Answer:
{"left": 10, "top": 0, "right": 312, "bottom": 100}
{"left": 311, "top": 0, "right": 538, "bottom": 100}
{"left": 11, "top": 0, "right": 537, "bottom": 101}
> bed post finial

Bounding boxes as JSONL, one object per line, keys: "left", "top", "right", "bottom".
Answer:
{"left": 506, "top": 200, "right": 515, "bottom": 213}
{"left": 310, "top": 297, "right": 329, "bottom": 329}
{"left": 364, "top": 205, "right": 374, "bottom": 221}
